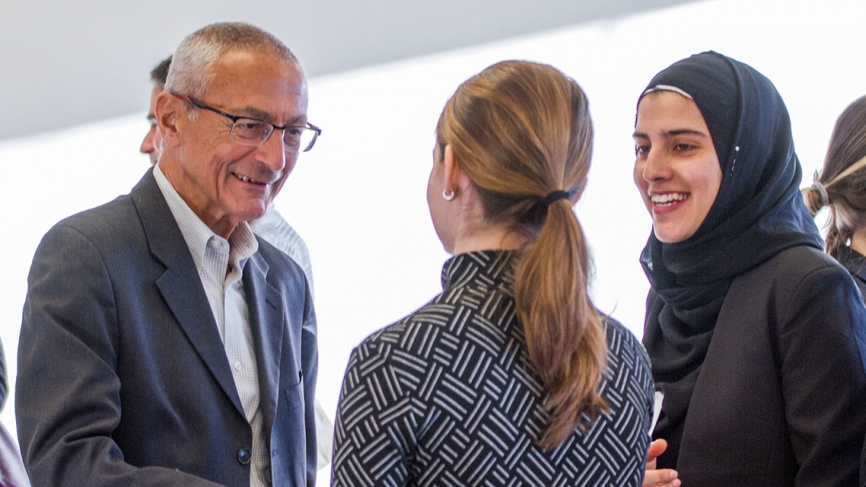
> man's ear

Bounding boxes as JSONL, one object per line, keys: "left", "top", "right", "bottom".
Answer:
{"left": 155, "top": 92, "right": 182, "bottom": 148}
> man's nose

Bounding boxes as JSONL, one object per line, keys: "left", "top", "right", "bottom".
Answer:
{"left": 257, "top": 129, "right": 287, "bottom": 172}
{"left": 140, "top": 126, "right": 156, "bottom": 155}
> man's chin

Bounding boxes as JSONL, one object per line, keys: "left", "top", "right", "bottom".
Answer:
{"left": 241, "top": 205, "right": 269, "bottom": 223}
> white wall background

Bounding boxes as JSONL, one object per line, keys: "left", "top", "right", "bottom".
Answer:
{"left": 0, "top": 0, "right": 863, "bottom": 482}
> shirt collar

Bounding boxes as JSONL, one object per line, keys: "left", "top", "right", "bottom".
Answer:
{"left": 152, "top": 164, "right": 258, "bottom": 274}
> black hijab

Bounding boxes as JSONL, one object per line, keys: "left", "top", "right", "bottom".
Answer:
{"left": 638, "top": 52, "right": 823, "bottom": 461}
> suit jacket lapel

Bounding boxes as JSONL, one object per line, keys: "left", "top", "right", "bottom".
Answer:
{"left": 244, "top": 254, "right": 282, "bottom": 438}
{"left": 131, "top": 169, "right": 245, "bottom": 416}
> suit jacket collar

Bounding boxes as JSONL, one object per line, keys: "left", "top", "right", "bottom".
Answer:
{"left": 130, "top": 169, "right": 248, "bottom": 416}
{"left": 243, "top": 253, "right": 283, "bottom": 440}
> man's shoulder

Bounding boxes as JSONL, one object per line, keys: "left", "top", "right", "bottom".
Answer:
{"left": 50, "top": 194, "right": 138, "bottom": 241}
{"left": 49, "top": 172, "right": 156, "bottom": 242}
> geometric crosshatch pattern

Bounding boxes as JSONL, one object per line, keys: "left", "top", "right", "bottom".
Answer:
{"left": 333, "top": 250, "right": 654, "bottom": 486}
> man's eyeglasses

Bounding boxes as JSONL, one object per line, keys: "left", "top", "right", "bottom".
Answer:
{"left": 175, "top": 95, "right": 321, "bottom": 153}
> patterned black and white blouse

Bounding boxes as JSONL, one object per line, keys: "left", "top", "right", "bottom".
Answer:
{"left": 332, "top": 250, "right": 654, "bottom": 486}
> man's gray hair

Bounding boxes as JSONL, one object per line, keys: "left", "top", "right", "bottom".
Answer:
{"left": 165, "top": 22, "right": 299, "bottom": 100}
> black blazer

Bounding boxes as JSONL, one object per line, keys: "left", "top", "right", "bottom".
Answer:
{"left": 660, "top": 245, "right": 866, "bottom": 486}
{"left": 17, "top": 170, "right": 318, "bottom": 486}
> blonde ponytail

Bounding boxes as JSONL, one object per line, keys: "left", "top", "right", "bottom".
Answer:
{"left": 437, "top": 60, "right": 608, "bottom": 449}
{"left": 514, "top": 200, "right": 608, "bottom": 448}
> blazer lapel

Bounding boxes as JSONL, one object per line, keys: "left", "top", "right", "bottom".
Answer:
{"left": 244, "top": 254, "right": 283, "bottom": 438}
{"left": 131, "top": 170, "right": 245, "bottom": 416}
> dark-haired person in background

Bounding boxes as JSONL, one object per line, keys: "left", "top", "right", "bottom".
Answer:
{"left": 140, "top": 56, "right": 171, "bottom": 165}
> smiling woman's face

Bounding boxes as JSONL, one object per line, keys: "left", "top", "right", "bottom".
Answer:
{"left": 633, "top": 91, "right": 723, "bottom": 243}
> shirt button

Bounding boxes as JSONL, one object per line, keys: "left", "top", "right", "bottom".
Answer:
{"left": 237, "top": 448, "right": 252, "bottom": 465}
{"left": 234, "top": 361, "right": 242, "bottom": 371}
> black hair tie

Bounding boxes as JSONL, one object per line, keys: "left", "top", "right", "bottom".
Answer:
{"left": 523, "top": 189, "right": 574, "bottom": 225}
{"left": 540, "top": 190, "right": 570, "bottom": 208}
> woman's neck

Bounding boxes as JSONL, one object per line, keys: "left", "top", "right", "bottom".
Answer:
{"left": 446, "top": 184, "right": 530, "bottom": 256}
{"left": 452, "top": 220, "right": 529, "bottom": 255}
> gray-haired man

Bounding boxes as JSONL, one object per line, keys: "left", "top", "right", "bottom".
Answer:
{"left": 18, "top": 22, "right": 319, "bottom": 486}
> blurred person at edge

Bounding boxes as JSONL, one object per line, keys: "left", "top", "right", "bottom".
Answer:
{"left": 332, "top": 60, "right": 655, "bottom": 486}
{"left": 803, "top": 95, "right": 866, "bottom": 298}
{"left": 142, "top": 55, "right": 331, "bottom": 471}
{"left": 803, "top": 96, "right": 866, "bottom": 487}
{"left": 140, "top": 56, "right": 170, "bottom": 165}
{"left": 637, "top": 52, "right": 866, "bottom": 487}
{"left": 17, "top": 22, "right": 320, "bottom": 486}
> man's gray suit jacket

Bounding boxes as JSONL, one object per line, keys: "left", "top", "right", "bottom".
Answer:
{"left": 17, "top": 169, "right": 318, "bottom": 486}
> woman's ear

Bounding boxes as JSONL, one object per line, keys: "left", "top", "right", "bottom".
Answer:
{"left": 442, "top": 145, "right": 473, "bottom": 196}
{"left": 155, "top": 92, "right": 182, "bottom": 148}
{"left": 443, "top": 145, "right": 466, "bottom": 196}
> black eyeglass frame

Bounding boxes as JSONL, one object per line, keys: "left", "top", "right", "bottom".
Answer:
{"left": 175, "top": 94, "right": 321, "bottom": 152}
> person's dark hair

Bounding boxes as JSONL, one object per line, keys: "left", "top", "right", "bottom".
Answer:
{"left": 149, "top": 56, "right": 172, "bottom": 87}
{"left": 803, "top": 95, "right": 866, "bottom": 258}
{"left": 436, "top": 60, "right": 607, "bottom": 449}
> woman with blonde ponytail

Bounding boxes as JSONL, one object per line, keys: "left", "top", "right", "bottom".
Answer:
{"left": 332, "top": 60, "right": 654, "bottom": 486}
{"left": 804, "top": 95, "right": 866, "bottom": 297}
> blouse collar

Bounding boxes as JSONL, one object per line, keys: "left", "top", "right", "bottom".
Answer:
{"left": 441, "top": 250, "right": 517, "bottom": 291}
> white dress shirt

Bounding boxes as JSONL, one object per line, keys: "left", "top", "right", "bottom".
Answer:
{"left": 153, "top": 165, "right": 269, "bottom": 486}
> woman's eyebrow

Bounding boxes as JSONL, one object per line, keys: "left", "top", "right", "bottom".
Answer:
{"left": 632, "top": 129, "right": 708, "bottom": 138}
{"left": 665, "top": 129, "right": 708, "bottom": 137}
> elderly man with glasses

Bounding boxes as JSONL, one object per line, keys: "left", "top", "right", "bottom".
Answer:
{"left": 17, "top": 22, "right": 319, "bottom": 487}
{"left": 143, "top": 52, "right": 333, "bottom": 474}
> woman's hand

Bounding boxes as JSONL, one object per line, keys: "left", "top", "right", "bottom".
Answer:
{"left": 643, "top": 439, "right": 680, "bottom": 487}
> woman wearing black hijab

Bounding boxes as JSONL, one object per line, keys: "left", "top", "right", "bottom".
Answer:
{"left": 634, "top": 51, "right": 866, "bottom": 486}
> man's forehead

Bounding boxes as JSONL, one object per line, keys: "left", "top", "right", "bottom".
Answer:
{"left": 223, "top": 89, "right": 308, "bottom": 124}
{"left": 210, "top": 49, "right": 303, "bottom": 81}
{"left": 206, "top": 51, "right": 307, "bottom": 122}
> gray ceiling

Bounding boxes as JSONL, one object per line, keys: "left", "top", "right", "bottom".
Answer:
{"left": 1, "top": 0, "right": 694, "bottom": 142}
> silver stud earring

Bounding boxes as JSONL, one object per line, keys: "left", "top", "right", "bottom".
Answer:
{"left": 443, "top": 189, "right": 455, "bottom": 201}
